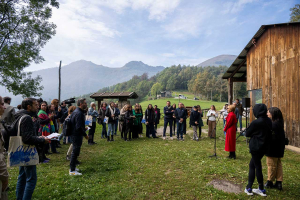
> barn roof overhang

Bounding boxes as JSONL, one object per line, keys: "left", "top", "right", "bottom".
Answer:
{"left": 222, "top": 22, "right": 300, "bottom": 81}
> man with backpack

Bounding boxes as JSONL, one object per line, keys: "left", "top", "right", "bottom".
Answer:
{"left": 11, "top": 98, "right": 50, "bottom": 200}
{"left": 69, "top": 98, "right": 89, "bottom": 176}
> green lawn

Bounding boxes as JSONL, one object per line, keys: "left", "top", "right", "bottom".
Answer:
{"left": 7, "top": 117, "right": 300, "bottom": 199}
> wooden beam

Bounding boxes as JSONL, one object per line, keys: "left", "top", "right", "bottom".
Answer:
{"left": 232, "top": 64, "right": 246, "bottom": 67}
{"left": 229, "top": 59, "right": 247, "bottom": 78}
{"left": 238, "top": 56, "right": 246, "bottom": 59}
{"left": 232, "top": 77, "right": 247, "bottom": 82}
{"left": 228, "top": 78, "right": 233, "bottom": 104}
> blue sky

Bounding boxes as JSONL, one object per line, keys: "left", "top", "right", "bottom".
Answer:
{"left": 27, "top": 0, "right": 297, "bottom": 71}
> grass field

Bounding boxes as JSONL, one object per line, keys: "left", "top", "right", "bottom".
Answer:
{"left": 6, "top": 110, "right": 300, "bottom": 199}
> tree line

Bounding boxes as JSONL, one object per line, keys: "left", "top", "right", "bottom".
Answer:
{"left": 88, "top": 65, "right": 248, "bottom": 103}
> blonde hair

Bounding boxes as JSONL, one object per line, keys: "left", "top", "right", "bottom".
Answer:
{"left": 68, "top": 106, "right": 76, "bottom": 114}
{"left": 228, "top": 105, "right": 235, "bottom": 113}
{"left": 51, "top": 99, "right": 59, "bottom": 107}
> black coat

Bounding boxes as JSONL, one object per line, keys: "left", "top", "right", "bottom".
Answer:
{"left": 189, "top": 110, "right": 200, "bottom": 126}
{"left": 265, "top": 121, "right": 285, "bottom": 158}
{"left": 246, "top": 104, "right": 272, "bottom": 154}
{"left": 12, "top": 110, "right": 45, "bottom": 145}
{"left": 145, "top": 109, "right": 155, "bottom": 123}
{"left": 70, "top": 107, "right": 87, "bottom": 137}
{"left": 154, "top": 108, "right": 161, "bottom": 123}
{"left": 175, "top": 108, "right": 186, "bottom": 122}
{"left": 164, "top": 106, "right": 174, "bottom": 119}
{"left": 125, "top": 110, "right": 134, "bottom": 124}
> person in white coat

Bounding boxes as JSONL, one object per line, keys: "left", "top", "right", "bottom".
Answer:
{"left": 207, "top": 105, "right": 218, "bottom": 138}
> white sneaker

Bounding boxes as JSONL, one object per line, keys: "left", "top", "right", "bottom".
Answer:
{"left": 69, "top": 170, "right": 82, "bottom": 176}
{"left": 244, "top": 188, "right": 253, "bottom": 196}
{"left": 163, "top": 137, "right": 166, "bottom": 140}
{"left": 169, "top": 137, "right": 173, "bottom": 140}
{"left": 252, "top": 188, "right": 267, "bottom": 196}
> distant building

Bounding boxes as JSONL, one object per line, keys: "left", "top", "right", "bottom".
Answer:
{"left": 174, "top": 94, "right": 187, "bottom": 99}
{"left": 159, "top": 91, "right": 172, "bottom": 98}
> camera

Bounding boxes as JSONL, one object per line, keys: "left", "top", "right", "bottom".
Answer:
{"left": 63, "top": 98, "right": 75, "bottom": 106}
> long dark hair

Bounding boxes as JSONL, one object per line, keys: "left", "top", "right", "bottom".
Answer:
{"left": 268, "top": 107, "right": 284, "bottom": 128}
{"left": 147, "top": 104, "right": 153, "bottom": 110}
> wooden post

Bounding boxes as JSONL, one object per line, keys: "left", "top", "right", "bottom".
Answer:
{"left": 58, "top": 61, "right": 62, "bottom": 102}
{"left": 228, "top": 78, "right": 233, "bottom": 104}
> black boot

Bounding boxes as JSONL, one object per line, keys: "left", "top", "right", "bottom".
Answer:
{"left": 227, "top": 152, "right": 232, "bottom": 159}
{"left": 265, "top": 180, "right": 274, "bottom": 188}
{"left": 274, "top": 181, "right": 282, "bottom": 190}
{"left": 111, "top": 135, "right": 114, "bottom": 141}
{"left": 107, "top": 136, "right": 110, "bottom": 142}
{"left": 232, "top": 152, "right": 236, "bottom": 159}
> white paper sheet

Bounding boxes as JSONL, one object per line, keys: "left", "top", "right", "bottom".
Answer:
{"left": 46, "top": 133, "right": 60, "bottom": 139}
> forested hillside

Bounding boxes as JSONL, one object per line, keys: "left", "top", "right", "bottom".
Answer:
{"left": 83, "top": 65, "right": 247, "bottom": 103}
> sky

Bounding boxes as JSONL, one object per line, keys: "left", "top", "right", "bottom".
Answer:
{"left": 27, "top": 0, "right": 296, "bottom": 71}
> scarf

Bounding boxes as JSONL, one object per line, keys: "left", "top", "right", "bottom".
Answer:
{"left": 38, "top": 110, "right": 55, "bottom": 136}
{"left": 109, "top": 106, "right": 115, "bottom": 120}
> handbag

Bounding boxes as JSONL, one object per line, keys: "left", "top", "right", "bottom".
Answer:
{"left": 103, "top": 116, "right": 109, "bottom": 124}
{"left": 7, "top": 115, "right": 39, "bottom": 167}
{"left": 85, "top": 111, "right": 93, "bottom": 126}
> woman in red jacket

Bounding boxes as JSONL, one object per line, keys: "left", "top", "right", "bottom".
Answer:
{"left": 224, "top": 105, "right": 237, "bottom": 159}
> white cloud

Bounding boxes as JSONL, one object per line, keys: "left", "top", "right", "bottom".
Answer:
{"left": 223, "top": 0, "right": 258, "bottom": 14}
{"left": 97, "top": 0, "right": 181, "bottom": 21}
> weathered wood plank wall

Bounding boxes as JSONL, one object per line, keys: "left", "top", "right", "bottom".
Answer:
{"left": 247, "top": 24, "right": 300, "bottom": 147}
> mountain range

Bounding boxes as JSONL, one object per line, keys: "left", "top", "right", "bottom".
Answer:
{"left": 0, "top": 60, "right": 164, "bottom": 106}
{"left": 1, "top": 55, "right": 237, "bottom": 106}
{"left": 197, "top": 54, "right": 236, "bottom": 67}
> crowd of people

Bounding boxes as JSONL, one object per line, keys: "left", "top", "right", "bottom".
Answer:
{"left": 0, "top": 96, "right": 287, "bottom": 198}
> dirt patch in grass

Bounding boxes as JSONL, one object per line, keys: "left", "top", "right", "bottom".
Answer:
{"left": 208, "top": 179, "right": 243, "bottom": 194}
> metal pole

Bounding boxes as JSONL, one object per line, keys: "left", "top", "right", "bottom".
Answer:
{"left": 58, "top": 61, "right": 62, "bottom": 102}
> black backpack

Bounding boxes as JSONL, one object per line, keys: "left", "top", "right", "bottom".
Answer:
{"left": 64, "top": 116, "right": 73, "bottom": 136}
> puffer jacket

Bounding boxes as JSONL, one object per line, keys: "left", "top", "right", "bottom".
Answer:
{"left": 246, "top": 104, "right": 272, "bottom": 154}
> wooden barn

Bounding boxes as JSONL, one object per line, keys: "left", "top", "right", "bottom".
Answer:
{"left": 222, "top": 22, "right": 300, "bottom": 147}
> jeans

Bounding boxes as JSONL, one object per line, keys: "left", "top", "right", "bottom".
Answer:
{"left": 16, "top": 165, "right": 37, "bottom": 200}
{"left": 163, "top": 119, "right": 173, "bottom": 137}
{"left": 177, "top": 122, "right": 184, "bottom": 139}
{"left": 114, "top": 120, "right": 118, "bottom": 135}
{"left": 183, "top": 120, "right": 186, "bottom": 134}
{"left": 192, "top": 126, "right": 198, "bottom": 139}
{"left": 223, "top": 119, "right": 226, "bottom": 135}
{"left": 247, "top": 153, "right": 265, "bottom": 190}
{"left": 238, "top": 115, "right": 243, "bottom": 130}
{"left": 70, "top": 136, "right": 83, "bottom": 171}
{"left": 107, "top": 123, "right": 115, "bottom": 136}
{"left": 101, "top": 122, "right": 107, "bottom": 137}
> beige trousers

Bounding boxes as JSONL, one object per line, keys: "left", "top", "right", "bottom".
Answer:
{"left": 208, "top": 121, "right": 216, "bottom": 137}
{"left": 267, "top": 156, "right": 283, "bottom": 182}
